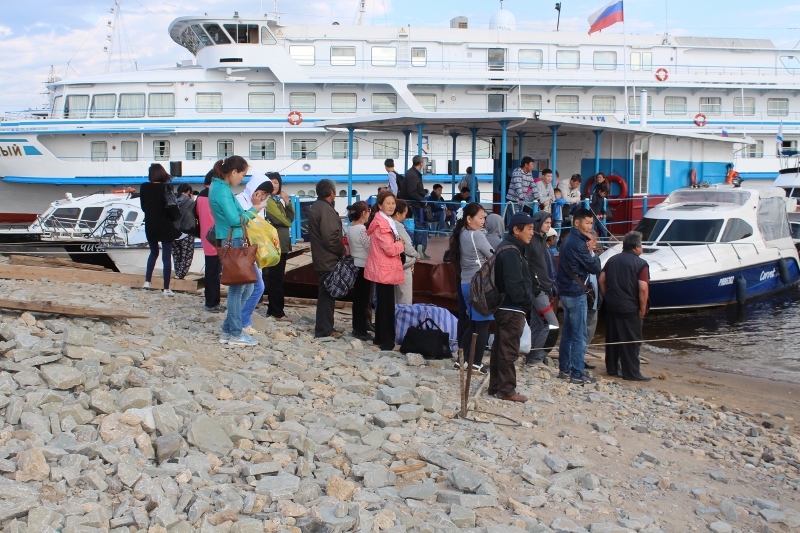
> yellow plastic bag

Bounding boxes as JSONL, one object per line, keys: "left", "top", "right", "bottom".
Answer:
{"left": 247, "top": 214, "right": 281, "bottom": 268}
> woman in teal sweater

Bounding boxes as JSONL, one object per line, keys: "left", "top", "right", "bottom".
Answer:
{"left": 209, "top": 155, "right": 265, "bottom": 346}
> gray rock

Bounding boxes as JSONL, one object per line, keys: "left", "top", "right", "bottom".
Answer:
{"left": 592, "top": 421, "right": 614, "bottom": 433}
{"left": 753, "top": 498, "right": 781, "bottom": 510}
{"left": 255, "top": 475, "right": 301, "bottom": 499}
{"left": 551, "top": 517, "right": 589, "bottom": 533}
{"left": 639, "top": 450, "right": 660, "bottom": 465}
{"left": 705, "top": 470, "right": 729, "bottom": 483}
{"left": 545, "top": 454, "right": 569, "bottom": 473}
{"left": 449, "top": 465, "right": 486, "bottom": 493}
{"left": 63, "top": 328, "right": 94, "bottom": 347}
{"left": 400, "top": 482, "right": 438, "bottom": 500}
{"left": 720, "top": 500, "right": 738, "bottom": 522}
{"left": 449, "top": 504, "right": 476, "bottom": 528}
{"left": 186, "top": 415, "right": 234, "bottom": 456}
{"left": 271, "top": 380, "right": 303, "bottom": 396}
{"left": 708, "top": 521, "right": 732, "bottom": 533}
{"left": 377, "top": 387, "right": 415, "bottom": 405}
{"left": 153, "top": 405, "right": 182, "bottom": 435}
{"left": 63, "top": 345, "right": 110, "bottom": 363}
{"left": 581, "top": 474, "right": 600, "bottom": 490}
{"left": 116, "top": 462, "right": 141, "bottom": 487}
{"left": 580, "top": 490, "right": 609, "bottom": 503}
{"left": 521, "top": 464, "right": 552, "bottom": 488}
{"left": 154, "top": 434, "right": 185, "bottom": 464}
{"left": 373, "top": 411, "right": 404, "bottom": 428}
{"left": 40, "top": 364, "right": 85, "bottom": 390}
{"left": 759, "top": 509, "right": 786, "bottom": 523}
{"left": 397, "top": 403, "right": 424, "bottom": 421}
{"left": 589, "top": 524, "right": 632, "bottom": 533}
{"left": 406, "top": 353, "right": 426, "bottom": 367}
{"left": 419, "top": 390, "right": 442, "bottom": 412}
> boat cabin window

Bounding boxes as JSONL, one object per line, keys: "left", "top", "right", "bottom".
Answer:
{"left": 664, "top": 96, "right": 687, "bottom": 115}
{"left": 593, "top": 51, "right": 616, "bottom": 70}
{"left": 125, "top": 211, "right": 138, "bottom": 223}
{"left": 196, "top": 93, "right": 222, "bottom": 113}
{"left": 148, "top": 93, "right": 175, "bottom": 117}
{"left": 217, "top": 140, "right": 234, "bottom": 159}
{"left": 734, "top": 97, "right": 755, "bottom": 116}
{"left": 783, "top": 188, "right": 800, "bottom": 199}
{"left": 519, "top": 49, "right": 543, "bottom": 69}
{"left": 629, "top": 95, "right": 652, "bottom": 116}
{"left": 289, "top": 45, "right": 315, "bottom": 66}
{"left": 372, "top": 47, "right": 397, "bottom": 67}
{"left": 250, "top": 140, "right": 276, "bottom": 160}
{"left": 153, "top": 141, "right": 170, "bottom": 161}
{"left": 769, "top": 98, "right": 790, "bottom": 116}
{"left": 790, "top": 221, "right": 800, "bottom": 241}
{"left": 699, "top": 97, "right": 721, "bottom": 116}
{"left": 121, "top": 141, "right": 138, "bottom": 162}
{"left": 556, "top": 50, "right": 580, "bottom": 70}
{"left": 667, "top": 189, "right": 751, "bottom": 206}
{"left": 720, "top": 218, "right": 754, "bottom": 242}
{"left": 744, "top": 140, "right": 764, "bottom": 158}
{"left": 521, "top": 94, "right": 542, "bottom": 111}
{"left": 630, "top": 51, "right": 652, "bottom": 71}
{"left": 488, "top": 48, "right": 506, "bottom": 71}
{"left": 190, "top": 25, "right": 213, "bottom": 47}
{"left": 658, "top": 219, "right": 724, "bottom": 246}
{"left": 634, "top": 218, "right": 668, "bottom": 244}
{"left": 332, "top": 93, "right": 357, "bottom": 113}
{"left": 223, "top": 24, "right": 259, "bottom": 44}
{"left": 291, "top": 139, "right": 317, "bottom": 160}
{"left": 372, "top": 93, "right": 397, "bottom": 113}
{"left": 261, "top": 27, "right": 276, "bottom": 45}
{"left": 487, "top": 94, "right": 505, "bottom": 113}
{"left": 780, "top": 55, "right": 800, "bottom": 74}
{"left": 374, "top": 139, "right": 399, "bottom": 159}
{"left": 50, "top": 208, "right": 81, "bottom": 225}
{"left": 52, "top": 96, "right": 63, "bottom": 119}
{"left": 290, "top": 93, "right": 316, "bottom": 112}
{"left": 592, "top": 95, "right": 615, "bottom": 113}
{"left": 331, "top": 47, "right": 356, "bottom": 66}
{"left": 65, "top": 95, "right": 89, "bottom": 119}
{"left": 118, "top": 93, "right": 145, "bottom": 118}
{"left": 333, "top": 139, "right": 358, "bottom": 159}
{"left": 80, "top": 207, "right": 104, "bottom": 225}
{"left": 91, "top": 141, "right": 108, "bottom": 162}
{"left": 248, "top": 93, "right": 275, "bottom": 113}
{"left": 90, "top": 94, "right": 116, "bottom": 118}
{"left": 555, "top": 95, "right": 579, "bottom": 113}
{"left": 185, "top": 140, "right": 202, "bottom": 160}
{"left": 411, "top": 48, "right": 427, "bottom": 67}
{"left": 413, "top": 93, "right": 436, "bottom": 112}
{"left": 203, "top": 24, "right": 231, "bottom": 44}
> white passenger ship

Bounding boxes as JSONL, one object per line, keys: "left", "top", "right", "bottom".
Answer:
{"left": 0, "top": 4, "right": 798, "bottom": 213}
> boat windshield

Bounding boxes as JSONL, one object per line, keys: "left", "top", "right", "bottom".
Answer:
{"left": 656, "top": 219, "right": 724, "bottom": 246}
{"left": 634, "top": 217, "right": 668, "bottom": 244}
{"left": 667, "top": 189, "right": 751, "bottom": 206}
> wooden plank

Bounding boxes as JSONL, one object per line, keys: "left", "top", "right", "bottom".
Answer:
{"left": 8, "top": 254, "right": 109, "bottom": 272}
{"left": 0, "top": 298, "right": 149, "bottom": 319}
{"left": 0, "top": 264, "right": 199, "bottom": 292}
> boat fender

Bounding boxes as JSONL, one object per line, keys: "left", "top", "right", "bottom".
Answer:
{"left": 736, "top": 277, "right": 747, "bottom": 305}
{"left": 778, "top": 258, "right": 790, "bottom": 285}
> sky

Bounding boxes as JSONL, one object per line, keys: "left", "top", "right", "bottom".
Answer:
{"left": 1, "top": 0, "right": 799, "bottom": 114}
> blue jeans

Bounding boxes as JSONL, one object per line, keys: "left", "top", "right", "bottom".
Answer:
{"left": 241, "top": 262, "right": 265, "bottom": 328}
{"left": 413, "top": 209, "right": 428, "bottom": 250}
{"left": 559, "top": 294, "right": 588, "bottom": 378}
{"left": 432, "top": 210, "right": 447, "bottom": 232}
{"left": 221, "top": 239, "right": 254, "bottom": 338}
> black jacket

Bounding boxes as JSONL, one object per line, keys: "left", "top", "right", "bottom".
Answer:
{"left": 590, "top": 192, "right": 606, "bottom": 216}
{"left": 556, "top": 227, "right": 601, "bottom": 297}
{"left": 307, "top": 198, "right": 344, "bottom": 273}
{"left": 525, "top": 211, "right": 553, "bottom": 296}
{"left": 603, "top": 250, "right": 649, "bottom": 317}
{"left": 140, "top": 182, "right": 181, "bottom": 243}
{"left": 495, "top": 234, "right": 533, "bottom": 312}
{"left": 399, "top": 166, "right": 425, "bottom": 208}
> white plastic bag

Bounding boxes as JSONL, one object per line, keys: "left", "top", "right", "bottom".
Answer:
{"left": 519, "top": 320, "right": 532, "bottom": 354}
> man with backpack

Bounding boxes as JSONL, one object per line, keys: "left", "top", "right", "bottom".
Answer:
{"left": 385, "top": 159, "right": 402, "bottom": 196}
{"left": 399, "top": 155, "right": 429, "bottom": 259}
{"left": 487, "top": 212, "right": 535, "bottom": 403}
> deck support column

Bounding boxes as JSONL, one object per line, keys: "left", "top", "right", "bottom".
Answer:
{"left": 517, "top": 131, "right": 525, "bottom": 165}
{"left": 450, "top": 132, "right": 459, "bottom": 197}
{"left": 402, "top": 129, "right": 411, "bottom": 173}
{"left": 347, "top": 126, "right": 355, "bottom": 207}
{"left": 500, "top": 120, "right": 510, "bottom": 210}
{"left": 593, "top": 129, "right": 604, "bottom": 176}
{"left": 470, "top": 127, "right": 479, "bottom": 201}
{"left": 550, "top": 125, "right": 560, "bottom": 178}
{"left": 416, "top": 123, "right": 424, "bottom": 156}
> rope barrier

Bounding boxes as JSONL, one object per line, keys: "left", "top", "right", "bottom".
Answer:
{"left": 586, "top": 331, "right": 754, "bottom": 348}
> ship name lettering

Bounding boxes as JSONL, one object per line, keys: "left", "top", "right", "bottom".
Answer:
{"left": 0, "top": 145, "right": 22, "bottom": 157}
{"left": 759, "top": 268, "right": 777, "bottom": 281}
{"left": 718, "top": 276, "right": 734, "bottom": 286}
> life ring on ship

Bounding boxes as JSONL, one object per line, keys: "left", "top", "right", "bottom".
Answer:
{"left": 287, "top": 111, "right": 303, "bottom": 125}
{"left": 110, "top": 187, "right": 136, "bottom": 194}
{"left": 655, "top": 68, "right": 669, "bottom": 81}
{"left": 694, "top": 113, "right": 708, "bottom": 127}
{"left": 584, "top": 174, "right": 628, "bottom": 208}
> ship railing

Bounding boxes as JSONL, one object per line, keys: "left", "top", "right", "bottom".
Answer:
{"left": 643, "top": 241, "right": 763, "bottom": 270}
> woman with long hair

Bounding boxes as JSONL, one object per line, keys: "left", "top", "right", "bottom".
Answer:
{"left": 171, "top": 183, "right": 195, "bottom": 280}
{"left": 391, "top": 198, "right": 419, "bottom": 305}
{"left": 140, "top": 163, "right": 181, "bottom": 294}
{"left": 264, "top": 172, "right": 295, "bottom": 321}
{"left": 346, "top": 201, "right": 373, "bottom": 340}
{"left": 364, "top": 191, "right": 405, "bottom": 351}
{"left": 448, "top": 202, "right": 494, "bottom": 374}
{"left": 209, "top": 155, "right": 266, "bottom": 346}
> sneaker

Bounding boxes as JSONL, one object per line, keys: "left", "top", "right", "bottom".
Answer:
{"left": 227, "top": 333, "right": 259, "bottom": 346}
{"left": 557, "top": 371, "right": 570, "bottom": 380}
{"left": 219, "top": 332, "right": 231, "bottom": 344}
{"left": 142, "top": 281, "right": 151, "bottom": 289}
{"left": 570, "top": 374, "right": 598, "bottom": 385}
{"left": 453, "top": 360, "right": 461, "bottom": 370}
{"left": 471, "top": 363, "right": 489, "bottom": 375}
{"left": 204, "top": 305, "right": 223, "bottom": 312}
{"left": 242, "top": 325, "right": 259, "bottom": 336}
{"left": 525, "top": 354, "right": 544, "bottom": 365}
{"left": 163, "top": 289, "right": 175, "bottom": 296}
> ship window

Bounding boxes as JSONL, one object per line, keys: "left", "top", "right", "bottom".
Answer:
{"left": 664, "top": 96, "right": 687, "bottom": 115}
{"left": 780, "top": 55, "right": 800, "bottom": 74}
{"left": 290, "top": 45, "right": 315, "bottom": 66}
{"left": 372, "top": 93, "right": 397, "bottom": 113}
{"left": 699, "top": 97, "right": 721, "bottom": 115}
{"left": 203, "top": 24, "right": 231, "bottom": 44}
{"left": 190, "top": 25, "right": 213, "bottom": 47}
{"left": 250, "top": 140, "right": 276, "bottom": 160}
{"left": 411, "top": 48, "right": 427, "bottom": 67}
{"left": 488, "top": 48, "right": 506, "bottom": 71}
{"left": 374, "top": 139, "right": 399, "bottom": 158}
{"left": 519, "top": 49, "right": 543, "bottom": 69}
{"left": 90, "top": 94, "right": 116, "bottom": 118}
{"left": 196, "top": 93, "right": 222, "bottom": 113}
{"left": 121, "top": 141, "right": 138, "bottom": 162}
{"left": 628, "top": 95, "right": 652, "bottom": 115}
{"left": 50, "top": 208, "right": 81, "bottom": 224}
{"left": 290, "top": 92, "right": 316, "bottom": 112}
{"left": 148, "top": 93, "right": 175, "bottom": 117}
{"left": 153, "top": 140, "right": 170, "bottom": 161}
{"left": 768, "top": 98, "right": 789, "bottom": 116}
{"left": 633, "top": 137, "right": 649, "bottom": 194}
{"left": 261, "top": 27, "right": 276, "bottom": 45}
{"left": 125, "top": 211, "right": 138, "bottom": 222}
{"left": 520, "top": 94, "right": 542, "bottom": 111}
{"left": 488, "top": 94, "right": 505, "bottom": 113}
{"left": 659, "top": 219, "right": 724, "bottom": 245}
{"left": 91, "top": 141, "right": 107, "bottom": 162}
{"left": 413, "top": 93, "right": 436, "bottom": 112}
{"left": 555, "top": 95, "right": 579, "bottom": 113}
{"left": 186, "top": 140, "right": 202, "bottom": 160}
{"left": 782, "top": 140, "right": 798, "bottom": 153}
{"left": 217, "top": 140, "right": 234, "bottom": 158}
{"left": 52, "top": 96, "right": 62, "bottom": 119}
{"left": 249, "top": 93, "right": 275, "bottom": 113}
{"left": 80, "top": 207, "right": 105, "bottom": 226}
{"left": 556, "top": 50, "right": 580, "bottom": 69}
{"left": 223, "top": 24, "right": 259, "bottom": 44}
{"left": 721, "top": 218, "right": 754, "bottom": 242}
{"left": 734, "top": 97, "right": 755, "bottom": 116}
{"left": 291, "top": 139, "right": 317, "bottom": 159}
{"left": 593, "top": 51, "right": 617, "bottom": 70}
{"left": 331, "top": 47, "right": 356, "bottom": 66}
{"left": 333, "top": 139, "right": 358, "bottom": 159}
{"left": 65, "top": 95, "right": 89, "bottom": 119}
{"left": 630, "top": 52, "right": 652, "bottom": 71}
{"left": 744, "top": 140, "right": 763, "bottom": 158}
{"left": 372, "top": 47, "right": 397, "bottom": 67}
{"left": 633, "top": 218, "right": 668, "bottom": 244}
{"left": 181, "top": 28, "right": 203, "bottom": 54}
{"left": 331, "top": 93, "right": 357, "bottom": 113}
{"left": 118, "top": 93, "right": 145, "bottom": 118}
{"left": 592, "top": 95, "right": 616, "bottom": 113}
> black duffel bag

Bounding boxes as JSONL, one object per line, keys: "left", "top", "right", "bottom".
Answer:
{"left": 399, "top": 318, "right": 452, "bottom": 360}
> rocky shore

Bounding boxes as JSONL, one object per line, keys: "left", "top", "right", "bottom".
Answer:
{"left": 0, "top": 277, "right": 797, "bottom": 533}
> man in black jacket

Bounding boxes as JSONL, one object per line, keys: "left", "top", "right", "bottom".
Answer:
{"left": 526, "top": 211, "right": 559, "bottom": 365}
{"left": 308, "top": 179, "right": 345, "bottom": 338}
{"left": 488, "top": 213, "right": 535, "bottom": 403}
{"left": 399, "top": 155, "right": 428, "bottom": 257}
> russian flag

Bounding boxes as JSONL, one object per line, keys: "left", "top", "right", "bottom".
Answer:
{"left": 588, "top": 0, "right": 624, "bottom": 35}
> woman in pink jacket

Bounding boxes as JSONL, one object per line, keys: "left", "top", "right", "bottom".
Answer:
{"left": 365, "top": 191, "right": 405, "bottom": 350}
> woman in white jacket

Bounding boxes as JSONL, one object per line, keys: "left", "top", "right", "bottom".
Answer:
{"left": 346, "top": 201, "right": 373, "bottom": 340}
{"left": 392, "top": 199, "right": 420, "bottom": 305}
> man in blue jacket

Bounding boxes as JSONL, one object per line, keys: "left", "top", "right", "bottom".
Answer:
{"left": 556, "top": 208, "right": 602, "bottom": 384}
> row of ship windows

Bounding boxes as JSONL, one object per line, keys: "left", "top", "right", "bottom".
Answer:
{"left": 742, "top": 140, "right": 798, "bottom": 158}
{"left": 57, "top": 92, "right": 795, "bottom": 118}
{"left": 87, "top": 139, "right": 401, "bottom": 162}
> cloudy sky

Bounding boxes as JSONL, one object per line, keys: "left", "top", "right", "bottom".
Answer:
{"left": 1, "top": 0, "right": 799, "bottom": 114}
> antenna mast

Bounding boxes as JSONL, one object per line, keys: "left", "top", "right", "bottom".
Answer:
{"left": 356, "top": 0, "right": 366, "bottom": 25}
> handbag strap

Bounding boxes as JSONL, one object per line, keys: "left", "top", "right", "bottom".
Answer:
{"left": 469, "top": 231, "right": 482, "bottom": 268}
{"left": 418, "top": 318, "right": 443, "bottom": 332}
{"left": 562, "top": 257, "right": 591, "bottom": 293}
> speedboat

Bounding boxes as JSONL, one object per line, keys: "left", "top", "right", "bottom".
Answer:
{"left": 600, "top": 185, "right": 800, "bottom": 309}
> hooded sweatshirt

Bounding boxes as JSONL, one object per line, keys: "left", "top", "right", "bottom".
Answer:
{"left": 484, "top": 214, "right": 505, "bottom": 250}
{"left": 236, "top": 176, "right": 270, "bottom": 212}
{"left": 525, "top": 211, "right": 554, "bottom": 296}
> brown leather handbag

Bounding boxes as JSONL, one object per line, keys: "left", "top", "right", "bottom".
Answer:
{"left": 216, "top": 216, "right": 258, "bottom": 286}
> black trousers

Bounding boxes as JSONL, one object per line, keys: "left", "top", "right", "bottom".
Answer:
{"left": 605, "top": 313, "right": 643, "bottom": 378}
{"left": 373, "top": 283, "right": 396, "bottom": 350}
{"left": 315, "top": 271, "right": 336, "bottom": 337}
{"left": 204, "top": 255, "right": 222, "bottom": 308}
{"left": 488, "top": 310, "right": 525, "bottom": 398}
{"left": 352, "top": 267, "right": 373, "bottom": 335}
{"left": 265, "top": 252, "right": 288, "bottom": 318}
{"left": 461, "top": 320, "right": 490, "bottom": 366}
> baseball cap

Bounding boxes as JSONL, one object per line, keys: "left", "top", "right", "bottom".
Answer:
{"left": 546, "top": 228, "right": 558, "bottom": 238}
{"left": 508, "top": 213, "right": 536, "bottom": 227}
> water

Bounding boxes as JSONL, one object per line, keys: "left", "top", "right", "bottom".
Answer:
{"left": 599, "top": 286, "right": 800, "bottom": 384}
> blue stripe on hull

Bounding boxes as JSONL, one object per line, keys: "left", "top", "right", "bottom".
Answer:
{"left": 649, "top": 258, "right": 800, "bottom": 309}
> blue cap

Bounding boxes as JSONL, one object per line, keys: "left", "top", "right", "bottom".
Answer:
{"left": 508, "top": 212, "right": 536, "bottom": 228}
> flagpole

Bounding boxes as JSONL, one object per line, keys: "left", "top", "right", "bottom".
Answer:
{"left": 623, "top": 15, "right": 628, "bottom": 124}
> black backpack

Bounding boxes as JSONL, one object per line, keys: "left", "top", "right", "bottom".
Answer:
{"left": 393, "top": 172, "right": 405, "bottom": 193}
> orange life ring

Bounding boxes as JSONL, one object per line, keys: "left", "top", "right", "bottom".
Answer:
{"left": 694, "top": 113, "right": 707, "bottom": 127}
{"left": 655, "top": 68, "right": 668, "bottom": 81}
{"left": 287, "top": 111, "right": 303, "bottom": 125}
{"left": 110, "top": 187, "right": 135, "bottom": 194}
{"left": 584, "top": 174, "right": 629, "bottom": 208}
